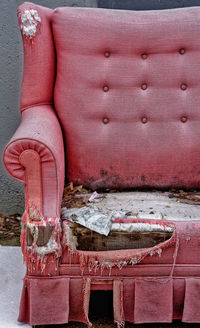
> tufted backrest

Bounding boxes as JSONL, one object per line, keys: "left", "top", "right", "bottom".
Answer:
{"left": 51, "top": 6, "right": 200, "bottom": 190}
{"left": 21, "top": 4, "right": 200, "bottom": 190}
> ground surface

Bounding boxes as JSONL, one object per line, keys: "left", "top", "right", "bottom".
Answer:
{"left": 0, "top": 213, "right": 21, "bottom": 246}
{"left": 0, "top": 246, "right": 29, "bottom": 327}
{"left": 36, "top": 323, "right": 200, "bottom": 328}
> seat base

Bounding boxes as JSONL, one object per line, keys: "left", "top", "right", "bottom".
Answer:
{"left": 18, "top": 271, "right": 200, "bottom": 326}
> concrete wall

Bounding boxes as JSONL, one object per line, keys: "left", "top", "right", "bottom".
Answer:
{"left": 0, "top": 0, "right": 97, "bottom": 215}
{"left": 1, "top": 0, "right": 200, "bottom": 215}
{"left": 98, "top": 0, "right": 200, "bottom": 10}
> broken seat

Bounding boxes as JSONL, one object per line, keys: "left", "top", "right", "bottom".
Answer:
{"left": 3, "top": 2, "right": 200, "bottom": 326}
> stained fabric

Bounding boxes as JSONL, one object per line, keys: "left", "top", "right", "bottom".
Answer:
{"left": 16, "top": 220, "right": 196, "bottom": 327}
{"left": 17, "top": 2, "right": 55, "bottom": 110}
{"left": 3, "top": 105, "right": 65, "bottom": 217}
{"left": 113, "top": 280, "right": 125, "bottom": 327}
{"left": 182, "top": 278, "right": 200, "bottom": 322}
{"left": 5, "top": 2, "right": 200, "bottom": 326}
{"left": 173, "top": 278, "right": 185, "bottom": 320}
{"left": 20, "top": 213, "right": 62, "bottom": 276}
{"left": 134, "top": 278, "right": 173, "bottom": 323}
{"left": 18, "top": 277, "right": 91, "bottom": 326}
{"left": 18, "top": 277, "right": 70, "bottom": 325}
{"left": 62, "top": 220, "right": 200, "bottom": 267}
{"left": 62, "top": 219, "right": 177, "bottom": 272}
{"left": 123, "top": 279, "right": 135, "bottom": 323}
{"left": 18, "top": 276, "right": 200, "bottom": 325}
{"left": 52, "top": 6, "right": 200, "bottom": 190}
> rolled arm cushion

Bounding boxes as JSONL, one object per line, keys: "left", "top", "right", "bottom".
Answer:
{"left": 3, "top": 105, "right": 65, "bottom": 218}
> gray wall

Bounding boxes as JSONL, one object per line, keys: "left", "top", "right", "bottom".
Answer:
{"left": 0, "top": 0, "right": 97, "bottom": 215}
{"left": 1, "top": 0, "right": 200, "bottom": 215}
{"left": 98, "top": 0, "right": 200, "bottom": 10}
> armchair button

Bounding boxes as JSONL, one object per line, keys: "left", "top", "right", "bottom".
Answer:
{"left": 179, "top": 48, "right": 185, "bottom": 55}
{"left": 103, "top": 85, "right": 109, "bottom": 92}
{"left": 181, "top": 116, "right": 187, "bottom": 123}
{"left": 141, "top": 53, "right": 148, "bottom": 59}
{"left": 104, "top": 51, "right": 110, "bottom": 57}
{"left": 103, "top": 117, "right": 109, "bottom": 124}
{"left": 141, "top": 83, "right": 147, "bottom": 90}
{"left": 141, "top": 117, "right": 148, "bottom": 124}
{"left": 181, "top": 83, "right": 187, "bottom": 90}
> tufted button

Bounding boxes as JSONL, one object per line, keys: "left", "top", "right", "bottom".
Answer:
{"left": 141, "top": 83, "right": 147, "bottom": 90}
{"left": 141, "top": 53, "right": 148, "bottom": 59}
{"left": 104, "top": 51, "right": 110, "bottom": 58}
{"left": 103, "top": 85, "right": 109, "bottom": 92}
{"left": 180, "top": 83, "right": 187, "bottom": 90}
{"left": 141, "top": 117, "right": 148, "bottom": 124}
{"left": 103, "top": 117, "right": 109, "bottom": 124}
{"left": 179, "top": 48, "right": 185, "bottom": 55}
{"left": 181, "top": 116, "right": 187, "bottom": 123}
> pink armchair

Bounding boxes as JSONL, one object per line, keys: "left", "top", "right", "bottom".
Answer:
{"left": 3, "top": 2, "right": 200, "bottom": 326}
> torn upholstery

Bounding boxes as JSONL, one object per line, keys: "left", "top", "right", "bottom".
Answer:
{"left": 18, "top": 276, "right": 200, "bottom": 325}
{"left": 3, "top": 2, "right": 200, "bottom": 326}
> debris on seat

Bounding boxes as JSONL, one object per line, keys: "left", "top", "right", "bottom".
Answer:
{"left": 61, "top": 206, "right": 125, "bottom": 236}
{"left": 88, "top": 191, "right": 106, "bottom": 203}
{"left": 62, "top": 219, "right": 177, "bottom": 272}
{"left": 65, "top": 220, "right": 174, "bottom": 252}
{"left": 111, "top": 221, "right": 173, "bottom": 233}
{"left": 168, "top": 190, "right": 200, "bottom": 205}
{"left": 62, "top": 183, "right": 89, "bottom": 209}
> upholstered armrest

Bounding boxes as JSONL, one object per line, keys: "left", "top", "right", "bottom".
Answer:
{"left": 3, "top": 104, "right": 65, "bottom": 219}
{"left": 3, "top": 4, "right": 64, "bottom": 275}
{"left": 4, "top": 105, "right": 64, "bottom": 274}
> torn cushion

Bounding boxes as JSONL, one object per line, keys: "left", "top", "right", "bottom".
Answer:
{"left": 62, "top": 218, "right": 177, "bottom": 273}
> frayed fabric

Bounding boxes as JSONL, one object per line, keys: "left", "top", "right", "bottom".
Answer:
{"left": 18, "top": 275, "right": 200, "bottom": 326}
{"left": 21, "top": 211, "right": 62, "bottom": 274}
{"left": 113, "top": 280, "right": 125, "bottom": 328}
{"left": 62, "top": 219, "right": 177, "bottom": 275}
{"left": 18, "top": 276, "right": 70, "bottom": 325}
{"left": 83, "top": 278, "right": 92, "bottom": 327}
{"left": 18, "top": 8, "right": 41, "bottom": 39}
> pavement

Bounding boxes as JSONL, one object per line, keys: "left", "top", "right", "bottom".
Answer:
{"left": 0, "top": 246, "right": 30, "bottom": 328}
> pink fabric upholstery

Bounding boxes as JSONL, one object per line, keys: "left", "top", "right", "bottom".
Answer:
{"left": 61, "top": 219, "right": 177, "bottom": 271}
{"left": 18, "top": 276, "right": 91, "bottom": 326}
{"left": 4, "top": 2, "right": 64, "bottom": 217}
{"left": 134, "top": 278, "right": 173, "bottom": 323}
{"left": 52, "top": 6, "right": 200, "bottom": 190}
{"left": 3, "top": 105, "right": 64, "bottom": 217}
{"left": 18, "top": 276, "right": 200, "bottom": 325}
{"left": 182, "top": 278, "right": 200, "bottom": 322}
{"left": 18, "top": 2, "right": 55, "bottom": 111}
{"left": 57, "top": 220, "right": 200, "bottom": 325}
{"left": 113, "top": 280, "right": 124, "bottom": 326}
{"left": 61, "top": 220, "right": 200, "bottom": 266}
{"left": 3, "top": 2, "right": 200, "bottom": 326}
{"left": 18, "top": 277, "right": 70, "bottom": 325}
